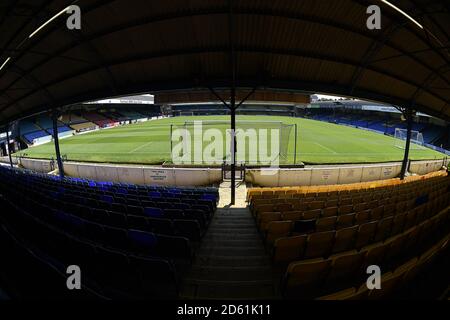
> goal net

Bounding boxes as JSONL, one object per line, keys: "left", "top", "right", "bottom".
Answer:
{"left": 170, "top": 120, "right": 295, "bottom": 165}
{"left": 394, "top": 128, "right": 425, "bottom": 150}
{"left": 179, "top": 111, "right": 195, "bottom": 116}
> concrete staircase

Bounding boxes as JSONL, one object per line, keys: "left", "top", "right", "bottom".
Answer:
{"left": 180, "top": 182, "right": 281, "bottom": 299}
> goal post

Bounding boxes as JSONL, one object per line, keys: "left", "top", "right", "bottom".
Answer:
{"left": 394, "top": 128, "right": 425, "bottom": 150}
{"left": 170, "top": 120, "right": 296, "bottom": 165}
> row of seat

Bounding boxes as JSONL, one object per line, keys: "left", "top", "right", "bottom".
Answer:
{"left": 251, "top": 176, "right": 448, "bottom": 218}
{"left": 247, "top": 171, "right": 447, "bottom": 201}
{"left": 7, "top": 167, "right": 218, "bottom": 201}
{"left": 250, "top": 187, "right": 442, "bottom": 217}
{"left": 0, "top": 167, "right": 219, "bottom": 262}
{"left": 0, "top": 197, "right": 180, "bottom": 299}
{"left": 0, "top": 167, "right": 220, "bottom": 299}
{"left": 15, "top": 175, "right": 217, "bottom": 210}
{"left": 281, "top": 205, "right": 450, "bottom": 299}
{"left": 272, "top": 195, "right": 449, "bottom": 265}
{"left": 316, "top": 235, "right": 449, "bottom": 300}
{"left": 3, "top": 194, "right": 194, "bottom": 262}
{"left": 29, "top": 192, "right": 211, "bottom": 235}
{"left": 257, "top": 199, "right": 415, "bottom": 232}
{"left": 265, "top": 192, "right": 449, "bottom": 249}
{"left": 0, "top": 168, "right": 217, "bottom": 241}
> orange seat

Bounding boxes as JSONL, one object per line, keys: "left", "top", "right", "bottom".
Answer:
{"left": 304, "top": 231, "right": 335, "bottom": 259}
{"left": 273, "top": 235, "right": 307, "bottom": 265}
{"left": 283, "top": 258, "right": 331, "bottom": 299}
{"left": 355, "top": 221, "right": 377, "bottom": 249}
{"left": 265, "top": 221, "right": 293, "bottom": 246}
{"left": 322, "top": 206, "right": 338, "bottom": 218}
{"left": 316, "top": 216, "right": 337, "bottom": 232}
{"left": 332, "top": 226, "right": 358, "bottom": 253}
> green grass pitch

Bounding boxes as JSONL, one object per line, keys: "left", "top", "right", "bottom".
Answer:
{"left": 14, "top": 115, "right": 447, "bottom": 165}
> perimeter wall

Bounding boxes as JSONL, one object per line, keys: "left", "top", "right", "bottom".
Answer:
{"left": 1, "top": 157, "right": 447, "bottom": 187}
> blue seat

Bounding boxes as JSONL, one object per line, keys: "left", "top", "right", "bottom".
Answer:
{"left": 149, "top": 191, "right": 161, "bottom": 198}
{"left": 101, "top": 195, "right": 114, "bottom": 203}
{"left": 201, "top": 194, "right": 217, "bottom": 202}
{"left": 144, "top": 207, "right": 164, "bottom": 218}
{"left": 117, "top": 188, "right": 128, "bottom": 195}
{"left": 128, "top": 229, "right": 158, "bottom": 252}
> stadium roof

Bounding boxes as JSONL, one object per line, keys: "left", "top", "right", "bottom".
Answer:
{"left": 0, "top": 0, "right": 449, "bottom": 125}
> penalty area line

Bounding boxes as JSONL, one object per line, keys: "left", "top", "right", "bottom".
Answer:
{"left": 314, "top": 142, "right": 338, "bottom": 154}
{"left": 128, "top": 141, "right": 154, "bottom": 153}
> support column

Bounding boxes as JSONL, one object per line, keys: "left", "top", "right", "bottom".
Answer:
{"left": 228, "top": 0, "right": 236, "bottom": 205}
{"left": 6, "top": 125, "right": 13, "bottom": 168}
{"left": 52, "top": 111, "right": 65, "bottom": 179}
{"left": 230, "top": 87, "right": 236, "bottom": 205}
{"left": 400, "top": 110, "right": 413, "bottom": 180}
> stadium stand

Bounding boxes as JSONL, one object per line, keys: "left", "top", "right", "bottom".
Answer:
{"left": 246, "top": 172, "right": 450, "bottom": 298}
{"left": 81, "top": 112, "right": 116, "bottom": 128}
{"left": 19, "top": 119, "right": 49, "bottom": 144}
{"left": 0, "top": 166, "right": 218, "bottom": 298}
{"left": 118, "top": 110, "right": 146, "bottom": 121}
{"left": 172, "top": 103, "right": 298, "bottom": 117}
{"left": 304, "top": 108, "right": 449, "bottom": 151}
{"left": 59, "top": 113, "right": 97, "bottom": 132}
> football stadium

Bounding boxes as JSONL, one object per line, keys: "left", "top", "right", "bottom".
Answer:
{"left": 0, "top": 0, "right": 449, "bottom": 306}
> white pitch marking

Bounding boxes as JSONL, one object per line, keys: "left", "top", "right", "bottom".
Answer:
{"left": 128, "top": 141, "right": 154, "bottom": 153}
{"left": 314, "top": 142, "right": 338, "bottom": 154}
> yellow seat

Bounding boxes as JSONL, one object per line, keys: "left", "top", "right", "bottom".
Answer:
{"left": 373, "top": 216, "right": 393, "bottom": 242}
{"left": 383, "top": 233, "right": 408, "bottom": 267}
{"left": 275, "top": 203, "right": 293, "bottom": 213}
{"left": 336, "top": 213, "right": 355, "bottom": 230}
{"left": 322, "top": 206, "right": 338, "bottom": 218}
{"left": 281, "top": 211, "right": 303, "bottom": 221}
{"left": 258, "top": 212, "right": 281, "bottom": 231}
{"left": 370, "top": 206, "right": 383, "bottom": 221}
{"left": 283, "top": 258, "right": 331, "bottom": 299}
{"left": 316, "top": 287, "right": 357, "bottom": 300}
{"left": 390, "top": 212, "right": 406, "bottom": 236}
{"left": 354, "top": 203, "right": 368, "bottom": 213}
{"left": 355, "top": 221, "right": 377, "bottom": 249}
{"left": 332, "top": 225, "right": 358, "bottom": 253}
{"left": 361, "top": 242, "right": 386, "bottom": 268}
{"left": 325, "top": 250, "right": 365, "bottom": 290}
{"left": 338, "top": 204, "right": 353, "bottom": 215}
{"left": 355, "top": 210, "right": 370, "bottom": 225}
{"left": 316, "top": 216, "right": 337, "bottom": 232}
{"left": 273, "top": 235, "right": 307, "bottom": 265}
{"left": 304, "top": 231, "right": 335, "bottom": 259}
{"left": 367, "top": 271, "right": 402, "bottom": 300}
{"left": 265, "top": 221, "right": 293, "bottom": 246}
{"left": 303, "top": 209, "right": 321, "bottom": 220}
{"left": 308, "top": 201, "right": 325, "bottom": 210}
{"left": 393, "top": 257, "right": 418, "bottom": 288}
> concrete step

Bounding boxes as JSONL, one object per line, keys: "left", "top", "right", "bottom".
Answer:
{"left": 186, "top": 266, "right": 274, "bottom": 282}
{"left": 205, "top": 227, "right": 259, "bottom": 235}
{"left": 199, "top": 238, "right": 263, "bottom": 247}
{"left": 198, "top": 245, "right": 265, "bottom": 256}
{"left": 180, "top": 279, "right": 277, "bottom": 300}
{"left": 202, "top": 233, "right": 262, "bottom": 242}
{"left": 213, "top": 215, "right": 254, "bottom": 221}
{"left": 208, "top": 223, "right": 256, "bottom": 230}
{"left": 209, "top": 220, "right": 255, "bottom": 226}
{"left": 193, "top": 255, "right": 271, "bottom": 267}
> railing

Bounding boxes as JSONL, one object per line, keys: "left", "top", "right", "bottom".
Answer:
{"left": 222, "top": 161, "right": 246, "bottom": 181}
